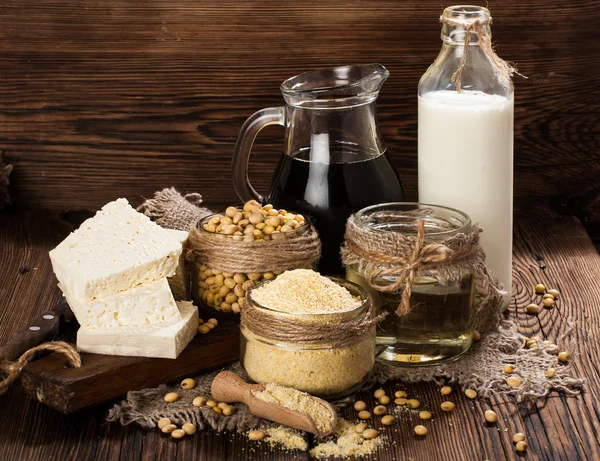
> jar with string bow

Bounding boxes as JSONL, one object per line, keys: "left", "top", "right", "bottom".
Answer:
{"left": 342, "top": 202, "right": 495, "bottom": 366}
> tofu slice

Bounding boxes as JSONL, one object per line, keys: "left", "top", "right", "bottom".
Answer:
{"left": 164, "top": 228, "right": 191, "bottom": 301}
{"left": 50, "top": 198, "right": 182, "bottom": 302}
{"left": 62, "top": 278, "right": 182, "bottom": 329}
{"left": 76, "top": 301, "right": 199, "bottom": 359}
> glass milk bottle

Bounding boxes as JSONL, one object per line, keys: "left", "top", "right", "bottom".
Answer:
{"left": 418, "top": 6, "right": 514, "bottom": 304}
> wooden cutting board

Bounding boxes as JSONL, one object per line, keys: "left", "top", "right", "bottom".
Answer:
{"left": 18, "top": 320, "right": 240, "bottom": 414}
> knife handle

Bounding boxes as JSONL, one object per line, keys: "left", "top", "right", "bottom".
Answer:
{"left": 1, "top": 311, "right": 61, "bottom": 362}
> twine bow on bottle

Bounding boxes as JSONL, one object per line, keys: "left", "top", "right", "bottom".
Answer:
{"left": 341, "top": 216, "right": 484, "bottom": 316}
{"left": 439, "top": 14, "right": 525, "bottom": 92}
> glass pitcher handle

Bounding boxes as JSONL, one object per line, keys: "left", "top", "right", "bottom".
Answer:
{"left": 231, "top": 106, "right": 286, "bottom": 203}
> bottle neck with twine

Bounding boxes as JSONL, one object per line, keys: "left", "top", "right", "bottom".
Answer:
{"left": 439, "top": 7, "right": 524, "bottom": 92}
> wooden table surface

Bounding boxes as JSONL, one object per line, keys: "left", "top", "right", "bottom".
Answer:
{"left": 1, "top": 210, "right": 599, "bottom": 460}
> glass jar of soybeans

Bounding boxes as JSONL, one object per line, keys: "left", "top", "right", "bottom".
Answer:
{"left": 345, "top": 203, "right": 475, "bottom": 366}
{"left": 191, "top": 200, "right": 316, "bottom": 319}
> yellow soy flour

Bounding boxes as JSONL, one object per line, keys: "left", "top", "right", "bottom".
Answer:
{"left": 264, "top": 426, "right": 309, "bottom": 451}
{"left": 251, "top": 269, "right": 361, "bottom": 314}
{"left": 253, "top": 383, "right": 336, "bottom": 434}
{"left": 309, "top": 419, "right": 383, "bottom": 459}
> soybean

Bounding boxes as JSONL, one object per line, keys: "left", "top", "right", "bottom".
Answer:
{"left": 362, "top": 429, "right": 378, "bottom": 439}
{"left": 484, "top": 410, "right": 498, "bottom": 423}
{"left": 535, "top": 283, "right": 546, "bottom": 294}
{"left": 504, "top": 364, "right": 515, "bottom": 374}
{"left": 516, "top": 441, "right": 528, "bottom": 452}
{"left": 441, "top": 401, "right": 455, "bottom": 412}
{"left": 206, "top": 400, "right": 217, "bottom": 408}
{"left": 373, "top": 405, "right": 387, "bottom": 416}
{"left": 355, "top": 423, "right": 367, "bottom": 433}
{"left": 406, "top": 399, "right": 421, "bottom": 409}
{"left": 419, "top": 411, "right": 432, "bottom": 420}
{"left": 381, "top": 415, "right": 396, "bottom": 425}
{"left": 558, "top": 351, "right": 570, "bottom": 363}
{"left": 548, "top": 289, "right": 559, "bottom": 299}
{"left": 248, "top": 430, "right": 265, "bottom": 441}
{"left": 182, "top": 423, "right": 197, "bottom": 435}
{"left": 543, "top": 297, "right": 555, "bottom": 308}
{"left": 394, "top": 390, "right": 407, "bottom": 398}
{"left": 164, "top": 392, "right": 179, "bottom": 403}
{"left": 414, "top": 425, "right": 428, "bottom": 436}
{"left": 526, "top": 303, "right": 540, "bottom": 314}
{"left": 506, "top": 377, "right": 522, "bottom": 388}
{"left": 374, "top": 389, "right": 386, "bottom": 399}
{"left": 181, "top": 378, "right": 196, "bottom": 390}
{"left": 222, "top": 406, "right": 234, "bottom": 416}
{"left": 513, "top": 432, "right": 526, "bottom": 443}
{"left": 546, "top": 368, "right": 557, "bottom": 378}
{"left": 161, "top": 424, "right": 177, "bottom": 434}
{"left": 192, "top": 396, "right": 207, "bottom": 407}
{"left": 358, "top": 410, "right": 371, "bottom": 420}
{"left": 395, "top": 398, "right": 408, "bottom": 406}
{"left": 354, "top": 401, "right": 367, "bottom": 411}
{"left": 465, "top": 389, "right": 477, "bottom": 399}
{"left": 441, "top": 386, "right": 452, "bottom": 395}
{"left": 379, "top": 395, "right": 391, "bottom": 405}
{"left": 157, "top": 418, "right": 172, "bottom": 429}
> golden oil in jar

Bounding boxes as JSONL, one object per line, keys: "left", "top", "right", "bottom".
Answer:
{"left": 345, "top": 202, "right": 476, "bottom": 366}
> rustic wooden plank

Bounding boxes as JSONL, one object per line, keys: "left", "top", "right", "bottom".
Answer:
{"left": 1, "top": 211, "right": 599, "bottom": 460}
{"left": 20, "top": 320, "right": 240, "bottom": 413}
{"left": 0, "top": 0, "right": 598, "bottom": 213}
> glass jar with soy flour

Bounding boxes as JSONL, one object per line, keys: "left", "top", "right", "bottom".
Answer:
{"left": 418, "top": 6, "right": 514, "bottom": 306}
{"left": 240, "top": 270, "right": 376, "bottom": 399}
{"left": 343, "top": 203, "right": 476, "bottom": 366}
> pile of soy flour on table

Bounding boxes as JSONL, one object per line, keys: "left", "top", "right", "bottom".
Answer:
{"left": 49, "top": 198, "right": 197, "bottom": 358}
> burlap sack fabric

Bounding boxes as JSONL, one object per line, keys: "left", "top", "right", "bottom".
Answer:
{"left": 108, "top": 188, "right": 585, "bottom": 432}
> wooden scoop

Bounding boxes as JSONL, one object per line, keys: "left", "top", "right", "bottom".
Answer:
{"left": 211, "top": 371, "right": 337, "bottom": 436}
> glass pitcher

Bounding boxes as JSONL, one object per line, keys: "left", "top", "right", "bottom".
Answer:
{"left": 232, "top": 64, "right": 404, "bottom": 274}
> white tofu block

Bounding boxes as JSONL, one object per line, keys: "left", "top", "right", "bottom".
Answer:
{"left": 165, "top": 229, "right": 190, "bottom": 301}
{"left": 62, "top": 278, "right": 182, "bottom": 329}
{"left": 76, "top": 301, "right": 199, "bottom": 359}
{"left": 50, "top": 198, "right": 182, "bottom": 302}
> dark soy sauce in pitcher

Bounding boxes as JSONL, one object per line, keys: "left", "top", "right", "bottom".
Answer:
{"left": 232, "top": 64, "right": 404, "bottom": 274}
{"left": 268, "top": 148, "right": 403, "bottom": 274}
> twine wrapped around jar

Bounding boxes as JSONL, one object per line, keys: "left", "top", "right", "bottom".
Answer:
{"left": 341, "top": 213, "right": 503, "bottom": 317}
{"left": 241, "top": 296, "right": 382, "bottom": 349}
{"left": 187, "top": 224, "right": 321, "bottom": 275}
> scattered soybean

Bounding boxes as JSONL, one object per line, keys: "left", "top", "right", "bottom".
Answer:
{"left": 181, "top": 378, "right": 196, "bottom": 390}
{"left": 414, "top": 425, "right": 428, "bottom": 436}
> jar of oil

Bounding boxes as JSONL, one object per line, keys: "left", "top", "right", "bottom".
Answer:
{"left": 345, "top": 203, "right": 475, "bottom": 366}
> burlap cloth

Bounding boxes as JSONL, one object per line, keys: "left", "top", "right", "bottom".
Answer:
{"left": 108, "top": 189, "right": 585, "bottom": 432}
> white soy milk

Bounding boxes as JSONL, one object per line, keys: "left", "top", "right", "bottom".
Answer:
{"left": 418, "top": 90, "right": 513, "bottom": 303}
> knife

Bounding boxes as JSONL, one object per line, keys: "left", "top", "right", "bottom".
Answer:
{"left": 1, "top": 299, "right": 76, "bottom": 362}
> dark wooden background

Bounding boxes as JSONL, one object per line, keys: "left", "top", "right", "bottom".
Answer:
{"left": 0, "top": 0, "right": 599, "bottom": 216}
